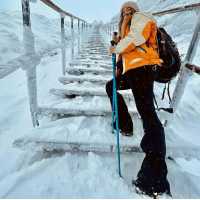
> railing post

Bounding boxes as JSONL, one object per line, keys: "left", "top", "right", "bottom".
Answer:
{"left": 78, "top": 19, "right": 80, "bottom": 30}
{"left": 77, "top": 19, "right": 81, "bottom": 54}
{"left": 170, "top": 12, "right": 200, "bottom": 112}
{"left": 81, "top": 21, "right": 84, "bottom": 31}
{"left": 21, "top": 0, "right": 39, "bottom": 127}
{"left": 71, "top": 17, "right": 74, "bottom": 61}
{"left": 109, "top": 24, "right": 112, "bottom": 39}
{"left": 60, "top": 14, "right": 66, "bottom": 75}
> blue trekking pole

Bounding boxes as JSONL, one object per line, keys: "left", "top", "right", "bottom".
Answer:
{"left": 111, "top": 41, "right": 122, "bottom": 177}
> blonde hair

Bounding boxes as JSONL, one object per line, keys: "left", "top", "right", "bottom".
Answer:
{"left": 118, "top": 1, "right": 139, "bottom": 36}
{"left": 118, "top": 9, "right": 134, "bottom": 37}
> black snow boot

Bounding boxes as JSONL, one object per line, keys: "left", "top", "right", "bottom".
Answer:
{"left": 113, "top": 112, "right": 133, "bottom": 136}
{"left": 133, "top": 153, "right": 171, "bottom": 198}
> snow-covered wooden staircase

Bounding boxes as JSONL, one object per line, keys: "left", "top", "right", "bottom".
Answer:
{"left": 14, "top": 27, "right": 146, "bottom": 154}
{"left": 13, "top": 26, "right": 200, "bottom": 159}
{"left": 38, "top": 27, "right": 139, "bottom": 119}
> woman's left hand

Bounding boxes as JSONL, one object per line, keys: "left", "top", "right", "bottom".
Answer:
{"left": 109, "top": 46, "right": 116, "bottom": 55}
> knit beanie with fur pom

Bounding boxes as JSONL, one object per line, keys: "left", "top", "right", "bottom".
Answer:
{"left": 121, "top": 1, "right": 140, "bottom": 12}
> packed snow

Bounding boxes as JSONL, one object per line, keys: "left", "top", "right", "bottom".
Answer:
{"left": 0, "top": 0, "right": 200, "bottom": 198}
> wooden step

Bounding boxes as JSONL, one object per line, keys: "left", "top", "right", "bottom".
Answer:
{"left": 79, "top": 53, "right": 109, "bottom": 57}
{"left": 13, "top": 114, "right": 200, "bottom": 159}
{"left": 69, "top": 63, "right": 111, "bottom": 69}
{"left": 71, "top": 59, "right": 111, "bottom": 66}
{"left": 58, "top": 76, "right": 109, "bottom": 85}
{"left": 13, "top": 115, "right": 143, "bottom": 154}
{"left": 14, "top": 139, "right": 143, "bottom": 154}
{"left": 66, "top": 67, "right": 112, "bottom": 76}
{"left": 37, "top": 106, "right": 139, "bottom": 118}
{"left": 13, "top": 137, "right": 200, "bottom": 159}
{"left": 49, "top": 88, "right": 133, "bottom": 99}
{"left": 80, "top": 52, "right": 108, "bottom": 56}
{"left": 76, "top": 56, "right": 111, "bottom": 61}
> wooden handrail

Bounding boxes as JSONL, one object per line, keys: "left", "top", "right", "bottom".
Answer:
{"left": 153, "top": 2, "right": 200, "bottom": 16}
{"left": 186, "top": 63, "right": 200, "bottom": 75}
{"left": 40, "top": 0, "right": 86, "bottom": 22}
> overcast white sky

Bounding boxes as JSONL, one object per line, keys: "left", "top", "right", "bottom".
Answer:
{"left": 0, "top": 0, "right": 138, "bottom": 23}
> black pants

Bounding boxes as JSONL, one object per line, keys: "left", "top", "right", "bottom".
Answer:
{"left": 106, "top": 66, "right": 170, "bottom": 193}
{"left": 106, "top": 71, "right": 133, "bottom": 132}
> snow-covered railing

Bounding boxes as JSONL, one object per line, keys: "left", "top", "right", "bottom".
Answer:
{"left": 105, "top": 2, "right": 200, "bottom": 38}
{"left": 21, "top": 0, "right": 89, "bottom": 127}
{"left": 152, "top": 2, "right": 200, "bottom": 16}
{"left": 185, "top": 63, "right": 200, "bottom": 75}
{"left": 40, "top": 0, "right": 86, "bottom": 22}
{"left": 39, "top": 0, "right": 88, "bottom": 74}
{"left": 170, "top": 12, "right": 200, "bottom": 113}
{"left": 39, "top": 0, "right": 88, "bottom": 73}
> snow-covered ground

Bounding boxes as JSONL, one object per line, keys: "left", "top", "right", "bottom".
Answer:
{"left": 0, "top": 0, "right": 200, "bottom": 198}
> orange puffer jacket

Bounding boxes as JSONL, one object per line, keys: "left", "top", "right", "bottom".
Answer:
{"left": 115, "top": 12, "right": 163, "bottom": 74}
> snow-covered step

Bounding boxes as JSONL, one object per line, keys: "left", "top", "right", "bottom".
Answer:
{"left": 13, "top": 138, "right": 200, "bottom": 159}
{"left": 66, "top": 67, "right": 112, "bottom": 76}
{"left": 49, "top": 88, "right": 133, "bottom": 99}
{"left": 38, "top": 91, "right": 138, "bottom": 117}
{"left": 87, "top": 46, "right": 107, "bottom": 48}
{"left": 14, "top": 139, "right": 143, "bottom": 154}
{"left": 58, "top": 75, "right": 110, "bottom": 85}
{"left": 13, "top": 116, "right": 200, "bottom": 159}
{"left": 38, "top": 82, "right": 150, "bottom": 123}
{"left": 71, "top": 59, "right": 111, "bottom": 66}
{"left": 81, "top": 48, "right": 107, "bottom": 52}
{"left": 78, "top": 52, "right": 110, "bottom": 56}
{"left": 69, "top": 62, "right": 112, "bottom": 69}
{"left": 76, "top": 56, "right": 111, "bottom": 61}
{"left": 13, "top": 136, "right": 200, "bottom": 160}
{"left": 37, "top": 106, "right": 139, "bottom": 118}
{"left": 79, "top": 51, "right": 108, "bottom": 56}
{"left": 80, "top": 51, "right": 108, "bottom": 56}
{"left": 70, "top": 61, "right": 112, "bottom": 67}
{"left": 13, "top": 116, "right": 143, "bottom": 153}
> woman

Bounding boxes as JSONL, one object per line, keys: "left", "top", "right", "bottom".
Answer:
{"left": 106, "top": 1, "right": 171, "bottom": 197}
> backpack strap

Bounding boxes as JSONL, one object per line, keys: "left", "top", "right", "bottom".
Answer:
{"left": 153, "top": 82, "right": 174, "bottom": 114}
{"left": 162, "top": 83, "right": 167, "bottom": 100}
{"left": 167, "top": 81, "right": 172, "bottom": 103}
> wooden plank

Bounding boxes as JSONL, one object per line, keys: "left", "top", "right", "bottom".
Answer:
{"left": 66, "top": 67, "right": 112, "bottom": 75}
{"left": 71, "top": 59, "right": 111, "bottom": 65}
{"left": 50, "top": 88, "right": 107, "bottom": 97}
{"left": 37, "top": 106, "right": 139, "bottom": 118}
{"left": 49, "top": 88, "right": 132, "bottom": 99}
{"left": 13, "top": 138, "right": 143, "bottom": 154}
{"left": 69, "top": 63, "right": 111, "bottom": 68}
{"left": 76, "top": 56, "right": 111, "bottom": 61}
{"left": 153, "top": 2, "right": 200, "bottom": 16}
{"left": 13, "top": 138, "right": 200, "bottom": 159}
{"left": 58, "top": 76, "right": 108, "bottom": 85}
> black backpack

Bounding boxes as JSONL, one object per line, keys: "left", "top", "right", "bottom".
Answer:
{"left": 154, "top": 27, "right": 181, "bottom": 83}
{"left": 153, "top": 27, "right": 182, "bottom": 113}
